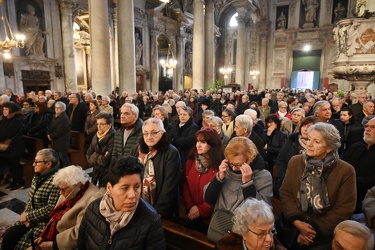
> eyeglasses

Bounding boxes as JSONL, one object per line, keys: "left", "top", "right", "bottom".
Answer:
{"left": 143, "top": 131, "right": 162, "bottom": 137}
{"left": 58, "top": 186, "right": 70, "bottom": 192}
{"left": 248, "top": 228, "right": 277, "bottom": 239}
{"left": 97, "top": 123, "right": 109, "bottom": 126}
{"left": 227, "top": 162, "right": 244, "bottom": 168}
{"left": 221, "top": 115, "right": 229, "bottom": 118}
{"left": 33, "top": 160, "right": 46, "bottom": 164}
{"left": 364, "top": 124, "right": 375, "bottom": 129}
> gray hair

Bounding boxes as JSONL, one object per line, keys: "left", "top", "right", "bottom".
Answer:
{"left": 47, "top": 99, "right": 55, "bottom": 105}
{"left": 37, "top": 149, "right": 59, "bottom": 165}
{"left": 55, "top": 101, "right": 66, "bottom": 111}
{"left": 102, "top": 96, "right": 110, "bottom": 103}
{"left": 202, "top": 109, "right": 215, "bottom": 119}
{"left": 143, "top": 117, "right": 166, "bottom": 133}
{"left": 0, "top": 94, "right": 10, "bottom": 102}
{"left": 278, "top": 101, "right": 288, "bottom": 108}
{"left": 96, "top": 111, "right": 113, "bottom": 124}
{"left": 232, "top": 198, "right": 274, "bottom": 236}
{"left": 52, "top": 165, "right": 89, "bottom": 187}
{"left": 152, "top": 105, "right": 168, "bottom": 119}
{"left": 313, "top": 100, "right": 330, "bottom": 115}
{"left": 235, "top": 114, "right": 253, "bottom": 133}
{"left": 362, "top": 115, "right": 375, "bottom": 126}
{"left": 178, "top": 106, "right": 193, "bottom": 116}
{"left": 209, "top": 116, "right": 223, "bottom": 127}
{"left": 291, "top": 107, "right": 305, "bottom": 117}
{"left": 121, "top": 103, "right": 139, "bottom": 115}
{"left": 308, "top": 122, "right": 341, "bottom": 150}
{"left": 334, "top": 220, "right": 374, "bottom": 250}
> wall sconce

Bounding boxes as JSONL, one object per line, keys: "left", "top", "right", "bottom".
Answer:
{"left": 55, "top": 63, "right": 63, "bottom": 78}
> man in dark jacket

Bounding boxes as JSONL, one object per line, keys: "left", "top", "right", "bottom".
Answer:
{"left": 66, "top": 93, "right": 88, "bottom": 133}
{"left": 111, "top": 103, "right": 143, "bottom": 166}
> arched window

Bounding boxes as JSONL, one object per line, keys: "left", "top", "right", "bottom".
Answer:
{"left": 229, "top": 13, "right": 238, "bottom": 27}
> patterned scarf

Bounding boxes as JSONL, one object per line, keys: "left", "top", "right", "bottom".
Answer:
{"left": 97, "top": 127, "right": 111, "bottom": 142}
{"left": 195, "top": 154, "right": 210, "bottom": 173}
{"left": 100, "top": 192, "right": 137, "bottom": 235}
{"left": 138, "top": 149, "right": 158, "bottom": 206}
{"left": 298, "top": 136, "right": 308, "bottom": 154}
{"left": 39, "top": 182, "right": 90, "bottom": 241}
{"left": 299, "top": 151, "right": 339, "bottom": 214}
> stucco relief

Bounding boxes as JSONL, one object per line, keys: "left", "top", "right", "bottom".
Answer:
{"left": 273, "top": 50, "right": 286, "bottom": 71}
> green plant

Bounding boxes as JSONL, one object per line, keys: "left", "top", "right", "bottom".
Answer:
{"left": 337, "top": 89, "right": 344, "bottom": 97}
{"left": 206, "top": 79, "right": 223, "bottom": 93}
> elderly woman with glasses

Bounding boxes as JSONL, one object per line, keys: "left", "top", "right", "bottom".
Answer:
{"left": 216, "top": 198, "right": 286, "bottom": 250}
{"left": 131, "top": 118, "right": 181, "bottom": 219}
{"left": 280, "top": 123, "right": 356, "bottom": 248}
{"left": 204, "top": 137, "right": 273, "bottom": 243}
{"left": 221, "top": 108, "right": 236, "bottom": 138}
{"left": 182, "top": 128, "right": 224, "bottom": 233}
{"left": 29, "top": 165, "right": 103, "bottom": 250}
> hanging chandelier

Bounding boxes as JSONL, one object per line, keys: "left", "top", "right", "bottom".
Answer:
{"left": 250, "top": 69, "right": 260, "bottom": 79}
{"left": 220, "top": 66, "right": 232, "bottom": 79}
{"left": 0, "top": 1, "right": 25, "bottom": 59}
{"left": 160, "top": 43, "right": 177, "bottom": 70}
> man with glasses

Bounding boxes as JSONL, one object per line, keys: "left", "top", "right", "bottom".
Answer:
{"left": 344, "top": 117, "right": 375, "bottom": 213}
{"left": 1, "top": 149, "right": 60, "bottom": 250}
{"left": 111, "top": 103, "right": 143, "bottom": 166}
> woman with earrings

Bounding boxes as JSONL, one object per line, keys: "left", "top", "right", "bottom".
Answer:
{"left": 182, "top": 128, "right": 224, "bottom": 233}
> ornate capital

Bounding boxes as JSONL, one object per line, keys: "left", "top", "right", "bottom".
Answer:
{"left": 58, "top": 0, "right": 75, "bottom": 15}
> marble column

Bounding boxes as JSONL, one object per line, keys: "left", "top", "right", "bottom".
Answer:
{"left": 0, "top": 58, "right": 5, "bottom": 91}
{"left": 192, "top": 0, "right": 205, "bottom": 90}
{"left": 204, "top": 0, "right": 215, "bottom": 87}
{"left": 113, "top": 7, "right": 119, "bottom": 88}
{"left": 235, "top": 8, "right": 247, "bottom": 89}
{"left": 89, "top": 0, "right": 111, "bottom": 95}
{"left": 59, "top": 0, "right": 77, "bottom": 92}
{"left": 118, "top": 0, "right": 136, "bottom": 92}
{"left": 150, "top": 30, "right": 159, "bottom": 91}
{"left": 259, "top": 31, "right": 267, "bottom": 90}
{"left": 177, "top": 35, "right": 185, "bottom": 91}
{"left": 244, "top": 27, "right": 251, "bottom": 88}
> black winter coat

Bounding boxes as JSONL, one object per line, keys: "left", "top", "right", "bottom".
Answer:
{"left": 275, "top": 132, "right": 300, "bottom": 182}
{"left": 66, "top": 102, "right": 88, "bottom": 133}
{"left": 49, "top": 113, "right": 70, "bottom": 151}
{"left": 86, "top": 127, "right": 116, "bottom": 187}
{"left": 0, "top": 112, "right": 24, "bottom": 158}
{"left": 76, "top": 198, "right": 166, "bottom": 250}
{"left": 26, "top": 112, "right": 51, "bottom": 140}
{"left": 171, "top": 116, "right": 199, "bottom": 169}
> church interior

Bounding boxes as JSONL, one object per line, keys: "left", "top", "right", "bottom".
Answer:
{"left": 0, "top": 0, "right": 375, "bottom": 97}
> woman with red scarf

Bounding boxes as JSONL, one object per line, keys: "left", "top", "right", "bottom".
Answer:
{"left": 31, "top": 165, "right": 103, "bottom": 250}
{"left": 183, "top": 128, "right": 224, "bottom": 233}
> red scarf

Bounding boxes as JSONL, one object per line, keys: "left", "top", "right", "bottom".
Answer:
{"left": 39, "top": 182, "right": 90, "bottom": 241}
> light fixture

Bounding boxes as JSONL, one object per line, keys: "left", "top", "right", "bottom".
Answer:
{"left": 303, "top": 44, "right": 311, "bottom": 52}
{"left": 220, "top": 66, "right": 232, "bottom": 79}
{"left": 160, "top": 43, "right": 177, "bottom": 77}
{"left": 159, "top": 0, "right": 170, "bottom": 3}
{"left": 0, "top": 2, "right": 25, "bottom": 58}
{"left": 250, "top": 69, "right": 260, "bottom": 79}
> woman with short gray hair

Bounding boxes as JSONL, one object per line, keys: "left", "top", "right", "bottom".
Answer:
{"left": 280, "top": 122, "right": 356, "bottom": 248}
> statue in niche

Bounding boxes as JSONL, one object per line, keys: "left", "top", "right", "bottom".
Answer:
{"left": 185, "top": 44, "right": 192, "bottom": 69}
{"left": 135, "top": 32, "right": 143, "bottom": 65}
{"left": 334, "top": 2, "right": 346, "bottom": 22}
{"left": 20, "top": 5, "right": 45, "bottom": 56}
{"left": 277, "top": 11, "right": 286, "bottom": 29}
{"left": 302, "top": 0, "right": 319, "bottom": 27}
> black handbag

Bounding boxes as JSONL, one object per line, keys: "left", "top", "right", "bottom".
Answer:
{"left": 207, "top": 209, "right": 234, "bottom": 244}
{"left": 275, "top": 213, "right": 300, "bottom": 249}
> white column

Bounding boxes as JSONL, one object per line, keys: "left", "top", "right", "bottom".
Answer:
{"left": 204, "top": 0, "right": 215, "bottom": 87}
{"left": 259, "top": 31, "right": 267, "bottom": 90}
{"left": 177, "top": 35, "right": 185, "bottom": 91}
{"left": 59, "top": 0, "right": 77, "bottom": 92}
{"left": 244, "top": 27, "right": 251, "bottom": 88}
{"left": 89, "top": 0, "right": 111, "bottom": 95}
{"left": 118, "top": 0, "right": 136, "bottom": 92}
{"left": 150, "top": 30, "right": 159, "bottom": 91}
{"left": 113, "top": 7, "right": 119, "bottom": 88}
{"left": 235, "top": 8, "right": 247, "bottom": 89}
{"left": 192, "top": 0, "right": 205, "bottom": 90}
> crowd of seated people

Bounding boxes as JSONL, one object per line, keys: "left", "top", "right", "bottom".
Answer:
{"left": 1, "top": 86, "right": 375, "bottom": 249}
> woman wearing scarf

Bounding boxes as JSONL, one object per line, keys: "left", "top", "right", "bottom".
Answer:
{"left": 30, "top": 165, "right": 102, "bottom": 250}
{"left": 86, "top": 111, "right": 116, "bottom": 187}
{"left": 131, "top": 118, "right": 181, "bottom": 219}
{"left": 182, "top": 128, "right": 224, "bottom": 233}
{"left": 76, "top": 156, "right": 166, "bottom": 249}
{"left": 84, "top": 99, "right": 100, "bottom": 146}
{"left": 279, "top": 123, "right": 356, "bottom": 249}
{"left": 276, "top": 116, "right": 318, "bottom": 186}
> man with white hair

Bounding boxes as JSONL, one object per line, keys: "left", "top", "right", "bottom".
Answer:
{"left": 244, "top": 108, "right": 264, "bottom": 138}
{"left": 332, "top": 220, "right": 374, "bottom": 250}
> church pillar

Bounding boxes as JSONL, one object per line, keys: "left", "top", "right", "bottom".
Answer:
{"left": 204, "top": 0, "right": 215, "bottom": 87}
{"left": 59, "top": 0, "right": 77, "bottom": 92}
{"left": 235, "top": 7, "right": 248, "bottom": 89}
{"left": 118, "top": 0, "right": 136, "bottom": 92}
{"left": 113, "top": 6, "right": 119, "bottom": 88}
{"left": 192, "top": 0, "right": 205, "bottom": 90}
{"left": 89, "top": 0, "right": 111, "bottom": 95}
{"left": 150, "top": 30, "right": 159, "bottom": 91}
{"left": 176, "top": 34, "right": 185, "bottom": 91}
{"left": 244, "top": 26, "right": 251, "bottom": 88}
{"left": 259, "top": 30, "right": 267, "bottom": 90}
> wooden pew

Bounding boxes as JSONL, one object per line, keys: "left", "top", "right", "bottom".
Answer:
{"left": 162, "top": 219, "right": 215, "bottom": 250}
{"left": 22, "top": 135, "right": 45, "bottom": 188}
{"left": 69, "top": 131, "right": 88, "bottom": 169}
